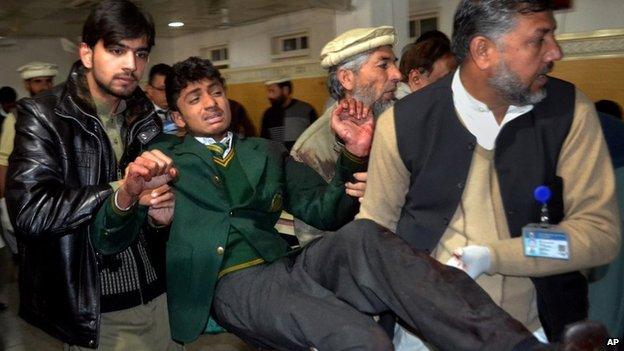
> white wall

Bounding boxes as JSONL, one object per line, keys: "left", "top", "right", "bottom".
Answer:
{"left": 144, "top": 36, "right": 176, "bottom": 87}
{"left": 148, "top": 37, "right": 176, "bottom": 69}
{"left": 554, "top": 0, "right": 624, "bottom": 33}
{"left": 336, "top": 0, "right": 410, "bottom": 59}
{"left": 170, "top": 0, "right": 412, "bottom": 70}
{"left": 413, "top": 0, "right": 624, "bottom": 38}
{"left": 436, "top": 0, "right": 461, "bottom": 36}
{"left": 170, "top": 8, "right": 337, "bottom": 68}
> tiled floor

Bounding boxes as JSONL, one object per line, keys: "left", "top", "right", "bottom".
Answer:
{"left": 0, "top": 248, "right": 254, "bottom": 351}
{"left": 0, "top": 281, "right": 63, "bottom": 351}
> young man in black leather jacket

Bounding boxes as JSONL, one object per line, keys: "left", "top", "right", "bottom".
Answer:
{"left": 5, "top": 1, "right": 177, "bottom": 349}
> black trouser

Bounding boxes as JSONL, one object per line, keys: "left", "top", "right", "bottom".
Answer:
{"left": 213, "top": 219, "right": 539, "bottom": 351}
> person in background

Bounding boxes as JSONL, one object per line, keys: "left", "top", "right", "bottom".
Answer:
{"left": 260, "top": 78, "right": 317, "bottom": 150}
{"left": 228, "top": 97, "right": 255, "bottom": 138}
{"left": 0, "top": 86, "right": 20, "bottom": 299}
{"left": 18, "top": 61, "right": 58, "bottom": 96}
{"left": 221, "top": 80, "right": 255, "bottom": 138}
{"left": 145, "top": 63, "right": 178, "bottom": 134}
{"left": 0, "top": 62, "right": 59, "bottom": 254}
{"left": 395, "top": 31, "right": 456, "bottom": 99}
{"left": 0, "top": 87, "right": 17, "bottom": 132}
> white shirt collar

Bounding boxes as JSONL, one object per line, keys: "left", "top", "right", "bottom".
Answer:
{"left": 153, "top": 103, "right": 166, "bottom": 114}
{"left": 395, "top": 82, "right": 412, "bottom": 100}
{"left": 451, "top": 69, "right": 533, "bottom": 150}
{"left": 195, "top": 131, "right": 234, "bottom": 158}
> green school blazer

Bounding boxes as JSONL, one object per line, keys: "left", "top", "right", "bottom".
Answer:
{"left": 149, "top": 134, "right": 363, "bottom": 343}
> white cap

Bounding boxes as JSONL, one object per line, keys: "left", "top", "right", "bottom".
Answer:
{"left": 18, "top": 61, "right": 58, "bottom": 80}
{"left": 321, "top": 26, "right": 396, "bottom": 68}
{"left": 265, "top": 77, "right": 291, "bottom": 85}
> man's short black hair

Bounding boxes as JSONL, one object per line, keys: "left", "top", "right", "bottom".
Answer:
{"left": 148, "top": 63, "right": 172, "bottom": 86}
{"left": 452, "top": 0, "right": 553, "bottom": 64}
{"left": 166, "top": 57, "right": 225, "bottom": 112}
{"left": 82, "top": 0, "right": 155, "bottom": 50}
{"left": 0, "top": 86, "right": 17, "bottom": 104}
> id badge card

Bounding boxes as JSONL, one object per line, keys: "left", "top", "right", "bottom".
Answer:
{"left": 522, "top": 224, "right": 570, "bottom": 260}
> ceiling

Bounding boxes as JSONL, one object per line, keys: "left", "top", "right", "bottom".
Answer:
{"left": 0, "top": 0, "right": 351, "bottom": 39}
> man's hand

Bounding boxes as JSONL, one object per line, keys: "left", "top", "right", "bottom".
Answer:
{"left": 331, "top": 98, "right": 374, "bottom": 157}
{"left": 117, "top": 150, "right": 178, "bottom": 210}
{"left": 141, "top": 184, "right": 175, "bottom": 226}
{"left": 345, "top": 172, "right": 367, "bottom": 201}
{"left": 446, "top": 245, "right": 491, "bottom": 279}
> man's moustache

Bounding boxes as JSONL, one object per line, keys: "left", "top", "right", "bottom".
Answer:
{"left": 541, "top": 63, "right": 554, "bottom": 75}
{"left": 114, "top": 74, "right": 137, "bottom": 81}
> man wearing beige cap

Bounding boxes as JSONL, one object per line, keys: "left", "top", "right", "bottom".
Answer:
{"left": 18, "top": 61, "right": 59, "bottom": 97}
{"left": 291, "top": 26, "right": 401, "bottom": 245}
{"left": 293, "top": 25, "right": 400, "bottom": 177}
{"left": 0, "top": 61, "right": 59, "bottom": 258}
{"left": 261, "top": 78, "right": 317, "bottom": 151}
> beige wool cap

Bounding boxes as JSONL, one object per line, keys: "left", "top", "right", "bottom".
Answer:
{"left": 320, "top": 26, "right": 396, "bottom": 68}
{"left": 18, "top": 61, "right": 58, "bottom": 80}
{"left": 265, "top": 77, "right": 291, "bottom": 85}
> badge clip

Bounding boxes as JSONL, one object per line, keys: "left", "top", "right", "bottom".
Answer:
{"left": 522, "top": 185, "right": 570, "bottom": 260}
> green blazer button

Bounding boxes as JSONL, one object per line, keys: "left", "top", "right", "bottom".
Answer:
{"left": 216, "top": 246, "right": 225, "bottom": 255}
{"left": 212, "top": 175, "right": 221, "bottom": 185}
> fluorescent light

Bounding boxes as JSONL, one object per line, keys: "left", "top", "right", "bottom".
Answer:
{"left": 168, "top": 21, "right": 184, "bottom": 28}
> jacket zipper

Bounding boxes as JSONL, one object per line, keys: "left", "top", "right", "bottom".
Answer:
{"left": 61, "top": 97, "right": 157, "bottom": 305}
{"left": 56, "top": 100, "right": 104, "bottom": 182}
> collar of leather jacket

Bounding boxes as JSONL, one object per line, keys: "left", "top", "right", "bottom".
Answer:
{"left": 54, "top": 60, "right": 154, "bottom": 126}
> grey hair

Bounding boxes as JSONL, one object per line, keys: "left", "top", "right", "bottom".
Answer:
{"left": 326, "top": 49, "right": 375, "bottom": 101}
{"left": 452, "top": 0, "right": 553, "bottom": 64}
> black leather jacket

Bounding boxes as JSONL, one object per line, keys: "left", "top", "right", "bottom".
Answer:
{"left": 6, "top": 62, "right": 163, "bottom": 348}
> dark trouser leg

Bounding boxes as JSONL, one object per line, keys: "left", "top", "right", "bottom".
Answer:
{"left": 297, "top": 219, "right": 538, "bottom": 351}
{"left": 212, "top": 259, "right": 393, "bottom": 351}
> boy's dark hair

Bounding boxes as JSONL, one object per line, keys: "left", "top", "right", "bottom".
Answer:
{"left": 82, "top": 0, "right": 155, "bottom": 50}
{"left": 0, "top": 86, "right": 17, "bottom": 104}
{"left": 400, "top": 32, "right": 452, "bottom": 81}
{"left": 148, "top": 63, "right": 172, "bottom": 86}
{"left": 166, "top": 57, "right": 225, "bottom": 111}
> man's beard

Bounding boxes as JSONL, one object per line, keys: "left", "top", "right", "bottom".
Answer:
{"left": 352, "top": 82, "right": 395, "bottom": 117}
{"left": 489, "top": 60, "right": 550, "bottom": 106}
{"left": 269, "top": 95, "right": 286, "bottom": 107}
{"left": 94, "top": 71, "right": 138, "bottom": 99}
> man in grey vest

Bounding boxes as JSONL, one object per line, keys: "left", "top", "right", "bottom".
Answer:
{"left": 359, "top": 0, "right": 620, "bottom": 343}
